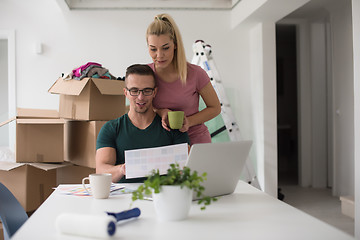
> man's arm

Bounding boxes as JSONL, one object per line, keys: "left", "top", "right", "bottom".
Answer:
{"left": 96, "top": 147, "right": 125, "bottom": 183}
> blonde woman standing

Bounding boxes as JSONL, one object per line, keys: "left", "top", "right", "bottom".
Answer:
{"left": 146, "top": 13, "right": 221, "bottom": 145}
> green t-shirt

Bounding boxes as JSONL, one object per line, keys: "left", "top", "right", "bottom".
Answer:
{"left": 96, "top": 114, "right": 190, "bottom": 183}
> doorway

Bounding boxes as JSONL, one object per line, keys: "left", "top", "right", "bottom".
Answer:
{"left": 0, "top": 30, "right": 16, "bottom": 151}
{"left": 276, "top": 18, "right": 333, "bottom": 191}
{"left": 276, "top": 24, "right": 298, "bottom": 186}
{"left": 0, "top": 39, "right": 9, "bottom": 147}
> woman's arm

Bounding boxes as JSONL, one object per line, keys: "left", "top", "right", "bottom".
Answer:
{"left": 181, "top": 82, "right": 221, "bottom": 132}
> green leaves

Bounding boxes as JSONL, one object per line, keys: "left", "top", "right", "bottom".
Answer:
{"left": 131, "top": 163, "right": 217, "bottom": 210}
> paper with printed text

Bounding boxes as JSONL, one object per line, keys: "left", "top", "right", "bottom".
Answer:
{"left": 125, "top": 143, "right": 188, "bottom": 179}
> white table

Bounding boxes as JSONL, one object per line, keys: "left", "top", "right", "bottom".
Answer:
{"left": 12, "top": 181, "right": 354, "bottom": 240}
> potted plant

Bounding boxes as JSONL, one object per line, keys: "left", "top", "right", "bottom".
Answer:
{"left": 131, "top": 163, "right": 217, "bottom": 221}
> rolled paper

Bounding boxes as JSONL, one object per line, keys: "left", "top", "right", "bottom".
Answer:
{"left": 56, "top": 213, "right": 116, "bottom": 238}
{"left": 106, "top": 208, "right": 141, "bottom": 222}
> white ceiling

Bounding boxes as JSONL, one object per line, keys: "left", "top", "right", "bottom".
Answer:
{"left": 61, "top": 0, "right": 241, "bottom": 10}
{"left": 58, "top": 0, "right": 332, "bottom": 20}
{"left": 285, "top": 0, "right": 332, "bottom": 18}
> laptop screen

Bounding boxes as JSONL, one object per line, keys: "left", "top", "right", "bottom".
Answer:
{"left": 185, "top": 141, "right": 252, "bottom": 199}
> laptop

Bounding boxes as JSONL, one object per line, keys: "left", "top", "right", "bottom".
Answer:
{"left": 185, "top": 141, "right": 252, "bottom": 199}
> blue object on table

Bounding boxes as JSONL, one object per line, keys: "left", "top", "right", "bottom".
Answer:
{"left": 106, "top": 208, "right": 141, "bottom": 222}
{"left": 0, "top": 182, "right": 29, "bottom": 240}
{"left": 107, "top": 221, "right": 116, "bottom": 236}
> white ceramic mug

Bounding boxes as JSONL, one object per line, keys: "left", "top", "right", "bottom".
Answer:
{"left": 82, "top": 173, "right": 112, "bottom": 199}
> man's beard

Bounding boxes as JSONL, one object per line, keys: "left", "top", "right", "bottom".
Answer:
{"left": 134, "top": 105, "right": 149, "bottom": 114}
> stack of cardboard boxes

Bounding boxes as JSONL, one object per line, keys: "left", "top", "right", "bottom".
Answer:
{"left": 0, "top": 77, "right": 126, "bottom": 215}
{"left": 49, "top": 77, "right": 126, "bottom": 169}
{"left": 0, "top": 108, "right": 67, "bottom": 213}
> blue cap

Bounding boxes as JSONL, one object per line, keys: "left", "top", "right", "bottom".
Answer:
{"left": 107, "top": 221, "right": 116, "bottom": 236}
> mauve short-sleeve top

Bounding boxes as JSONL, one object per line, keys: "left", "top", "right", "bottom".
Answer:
{"left": 149, "top": 62, "right": 212, "bottom": 145}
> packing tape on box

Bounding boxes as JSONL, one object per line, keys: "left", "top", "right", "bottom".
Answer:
{"left": 56, "top": 213, "right": 116, "bottom": 238}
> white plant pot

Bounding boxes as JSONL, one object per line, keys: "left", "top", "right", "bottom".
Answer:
{"left": 152, "top": 185, "right": 193, "bottom": 221}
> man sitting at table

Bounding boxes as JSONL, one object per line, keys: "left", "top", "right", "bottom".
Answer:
{"left": 96, "top": 64, "right": 190, "bottom": 183}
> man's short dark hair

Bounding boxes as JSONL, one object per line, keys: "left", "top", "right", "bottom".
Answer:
{"left": 125, "top": 64, "right": 156, "bottom": 87}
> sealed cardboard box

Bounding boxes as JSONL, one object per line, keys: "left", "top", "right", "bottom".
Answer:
{"left": 57, "top": 164, "right": 95, "bottom": 184}
{"left": 48, "top": 77, "right": 126, "bottom": 121}
{"left": 0, "top": 108, "right": 65, "bottom": 163}
{"left": 65, "top": 120, "right": 107, "bottom": 168}
{"left": 16, "top": 108, "right": 59, "bottom": 119}
{"left": 0, "top": 162, "right": 67, "bottom": 212}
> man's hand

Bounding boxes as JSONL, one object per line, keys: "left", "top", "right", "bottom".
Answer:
{"left": 119, "top": 164, "right": 126, "bottom": 177}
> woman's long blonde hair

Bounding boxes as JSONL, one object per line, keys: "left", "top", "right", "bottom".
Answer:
{"left": 146, "top": 13, "right": 187, "bottom": 84}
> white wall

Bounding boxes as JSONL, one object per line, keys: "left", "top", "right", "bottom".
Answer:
{"left": 324, "top": 0, "right": 355, "bottom": 197}
{"left": 0, "top": 29, "right": 16, "bottom": 150}
{"left": 0, "top": 39, "right": 9, "bottom": 146}
{"left": 247, "top": 22, "right": 278, "bottom": 196}
{"left": 230, "top": 0, "right": 310, "bottom": 196}
{"left": 0, "top": 0, "right": 233, "bottom": 110}
{"left": 352, "top": 0, "right": 360, "bottom": 237}
{"left": 296, "top": 19, "right": 312, "bottom": 188}
{"left": 310, "top": 21, "right": 328, "bottom": 188}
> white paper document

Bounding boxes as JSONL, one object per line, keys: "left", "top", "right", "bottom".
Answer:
{"left": 125, "top": 143, "right": 188, "bottom": 179}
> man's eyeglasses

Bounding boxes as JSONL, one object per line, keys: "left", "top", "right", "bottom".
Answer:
{"left": 126, "top": 88, "right": 155, "bottom": 96}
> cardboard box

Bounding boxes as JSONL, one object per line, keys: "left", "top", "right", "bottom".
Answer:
{"left": 0, "top": 162, "right": 67, "bottom": 212}
{"left": 48, "top": 77, "right": 126, "bottom": 121}
{"left": 0, "top": 108, "right": 65, "bottom": 163}
{"left": 65, "top": 120, "right": 107, "bottom": 168}
{"left": 0, "top": 220, "right": 3, "bottom": 240}
{"left": 57, "top": 164, "right": 95, "bottom": 185}
{"left": 16, "top": 108, "right": 60, "bottom": 119}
